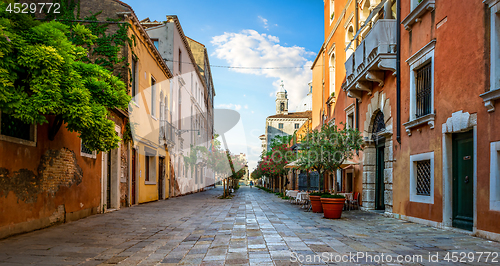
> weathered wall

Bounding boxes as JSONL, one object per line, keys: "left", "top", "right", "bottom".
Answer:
{"left": 0, "top": 122, "right": 101, "bottom": 239}
{"left": 395, "top": 0, "right": 500, "bottom": 236}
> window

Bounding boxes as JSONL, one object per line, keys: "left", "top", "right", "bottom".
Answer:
{"left": 416, "top": 160, "right": 431, "bottom": 196}
{"left": 145, "top": 154, "right": 156, "bottom": 184}
{"left": 330, "top": 0, "right": 335, "bottom": 23}
{"left": 347, "top": 114, "right": 354, "bottom": 129}
{"left": 152, "top": 39, "right": 159, "bottom": 50}
{"left": 295, "top": 123, "right": 299, "bottom": 129}
{"left": 404, "top": 40, "right": 435, "bottom": 135}
{"left": 490, "top": 141, "right": 500, "bottom": 211}
{"left": 178, "top": 49, "right": 182, "bottom": 73}
{"left": 330, "top": 53, "right": 335, "bottom": 93}
{"left": 280, "top": 102, "right": 284, "bottom": 112}
{"left": 345, "top": 25, "right": 355, "bottom": 59}
{"left": 0, "top": 112, "right": 36, "bottom": 146}
{"left": 278, "top": 123, "right": 284, "bottom": 129}
{"left": 480, "top": 1, "right": 500, "bottom": 112}
{"left": 410, "top": 152, "right": 434, "bottom": 204}
{"left": 145, "top": 155, "right": 150, "bottom": 182}
{"left": 131, "top": 57, "right": 137, "bottom": 101}
{"left": 345, "top": 103, "right": 355, "bottom": 129}
{"left": 81, "top": 140, "right": 96, "bottom": 159}
{"left": 415, "top": 62, "right": 432, "bottom": 118}
{"left": 151, "top": 76, "right": 157, "bottom": 118}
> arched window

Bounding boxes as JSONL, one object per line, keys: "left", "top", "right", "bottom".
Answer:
{"left": 346, "top": 25, "right": 355, "bottom": 59}
{"left": 330, "top": 0, "right": 335, "bottom": 23}
{"left": 371, "top": 111, "right": 385, "bottom": 140}
{"left": 280, "top": 102, "right": 285, "bottom": 111}
{"left": 329, "top": 53, "right": 335, "bottom": 93}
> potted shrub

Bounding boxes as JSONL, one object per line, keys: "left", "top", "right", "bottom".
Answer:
{"left": 321, "top": 194, "right": 346, "bottom": 219}
{"left": 309, "top": 192, "right": 330, "bottom": 213}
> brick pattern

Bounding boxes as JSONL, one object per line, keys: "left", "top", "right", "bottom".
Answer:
{"left": 38, "top": 148, "right": 83, "bottom": 195}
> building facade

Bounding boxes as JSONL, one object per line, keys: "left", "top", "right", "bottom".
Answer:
{"left": 318, "top": 0, "right": 500, "bottom": 240}
{"left": 143, "top": 16, "right": 215, "bottom": 196}
{"left": 265, "top": 83, "right": 312, "bottom": 151}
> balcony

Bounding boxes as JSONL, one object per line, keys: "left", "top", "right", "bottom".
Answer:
{"left": 343, "top": 19, "right": 397, "bottom": 102}
{"left": 161, "top": 120, "right": 176, "bottom": 146}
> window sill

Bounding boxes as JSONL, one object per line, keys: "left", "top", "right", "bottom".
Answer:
{"left": 0, "top": 135, "right": 36, "bottom": 147}
{"left": 410, "top": 194, "right": 433, "bottom": 204}
{"left": 491, "top": 201, "right": 500, "bottom": 212}
{"left": 480, "top": 88, "right": 500, "bottom": 112}
{"left": 145, "top": 181, "right": 157, "bottom": 185}
{"left": 403, "top": 113, "right": 435, "bottom": 136}
{"left": 81, "top": 152, "right": 97, "bottom": 159}
{"left": 151, "top": 116, "right": 158, "bottom": 121}
{"left": 402, "top": 0, "right": 435, "bottom": 31}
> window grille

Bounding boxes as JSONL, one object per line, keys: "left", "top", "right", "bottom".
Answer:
{"left": 416, "top": 160, "right": 431, "bottom": 196}
{"left": 415, "top": 62, "right": 432, "bottom": 118}
{"left": 371, "top": 111, "right": 385, "bottom": 141}
{"left": 81, "top": 141, "right": 94, "bottom": 155}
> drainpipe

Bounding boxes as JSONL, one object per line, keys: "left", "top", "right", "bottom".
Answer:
{"left": 355, "top": 0, "right": 359, "bottom": 46}
{"left": 396, "top": 0, "right": 401, "bottom": 144}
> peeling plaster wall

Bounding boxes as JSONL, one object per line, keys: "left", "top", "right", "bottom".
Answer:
{"left": 0, "top": 123, "right": 101, "bottom": 239}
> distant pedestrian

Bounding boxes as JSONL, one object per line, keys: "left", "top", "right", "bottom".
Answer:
{"left": 250, "top": 181, "right": 253, "bottom": 188}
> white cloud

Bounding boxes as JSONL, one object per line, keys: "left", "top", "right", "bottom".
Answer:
{"left": 258, "top": 16, "right": 269, "bottom": 30}
{"left": 217, "top": 103, "right": 242, "bottom": 111}
{"left": 244, "top": 105, "right": 248, "bottom": 109}
{"left": 211, "top": 30, "right": 314, "bottom": 111}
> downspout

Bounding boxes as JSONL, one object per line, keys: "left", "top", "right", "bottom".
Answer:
{"left": 396, "top": 0, "right": 401, "bottom": 144}
{"left": 322, "top": 46, "right": 325, "bottom": 126}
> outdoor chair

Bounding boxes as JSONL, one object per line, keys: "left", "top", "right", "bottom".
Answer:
{"left": 349, "top": 192, "right": 360, "bottom": 210}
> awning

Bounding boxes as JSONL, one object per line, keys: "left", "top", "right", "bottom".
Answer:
{"left": 340, "top": 159, "right": 359, "bottom": 169}
{"left": 285, "top": 160, "right": 300, "bottom": 169}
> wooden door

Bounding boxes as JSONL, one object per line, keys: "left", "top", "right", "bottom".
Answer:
{"left": 375, "top": 142, "right": 385, "bottom": 210}
{"left": 452, "top": 131, "right": 474, "bottom": 231}
{"left": 158, "top": 157, "right": 164, "bottom": 199}
{"left": 131, "top": 149, "right": 136, "bottom": 205}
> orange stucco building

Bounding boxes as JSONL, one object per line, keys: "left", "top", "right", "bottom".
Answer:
{"left": 0, "top": 0, "right": 174, "bottom": 239}
{"left": 318, "top": 0, "right": 500, "bottom": 241}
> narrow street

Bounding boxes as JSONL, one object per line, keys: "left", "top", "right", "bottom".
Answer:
{"left": 0, "top": 187, "right": 498, "bottom": 266}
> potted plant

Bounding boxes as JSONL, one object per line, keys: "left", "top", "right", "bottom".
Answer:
{"left": 309, "top": 192, "right": 330, "bottom": 213}
{"left": 321, "top": 194, "right": 346, "bottom": 219}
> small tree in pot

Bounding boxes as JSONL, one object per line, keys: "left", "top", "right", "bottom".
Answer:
{"left": 299, "top": 123, "right": 363, "bottom": 218}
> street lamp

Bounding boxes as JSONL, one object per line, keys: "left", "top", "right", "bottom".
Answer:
{"left": 176, "top": 128, "right": 201, "bottom": 137}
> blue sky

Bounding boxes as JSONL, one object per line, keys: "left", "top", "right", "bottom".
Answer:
{"left": 125, "top": 0, "right": 324, "bottom": 170}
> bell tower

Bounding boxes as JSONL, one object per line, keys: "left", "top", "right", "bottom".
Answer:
{"left": 276, "top": 81, "right": 288, "bottom": 115}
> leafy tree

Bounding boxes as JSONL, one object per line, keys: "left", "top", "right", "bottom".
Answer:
{"left": 0, "top": 5, "right": 130, "bottom": 151}
{"left": 259, "top": 143, "right": 295, "bottom": 192}
{"left": 297, "top": 123, "right": 363, "bottom": 193}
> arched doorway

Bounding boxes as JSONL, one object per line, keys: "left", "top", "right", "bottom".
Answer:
{"left": 372, "top": 111, "right": 386, "bottom": 210}
{"left": 361, "top": 91, "right": 394, "bottom": 213}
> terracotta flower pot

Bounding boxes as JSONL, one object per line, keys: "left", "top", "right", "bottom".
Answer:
{"left": 321, "top": 197, "right": 345, "bottom": 219}
{"left": 310, "top": 195, "right": 323, "bottom": 213}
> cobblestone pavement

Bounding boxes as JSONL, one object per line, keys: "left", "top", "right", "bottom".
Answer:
{"left": 1, "top": 187, "right": 500, "bottom": 266}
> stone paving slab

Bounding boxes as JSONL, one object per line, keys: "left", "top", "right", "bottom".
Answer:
{"left": 1, "top": 187, "right": 500, "bottom": 265}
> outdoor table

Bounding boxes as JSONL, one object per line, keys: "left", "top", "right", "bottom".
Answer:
{"left": 296, "top": 192, "right": 310, "bottom": 208}
{"left": 338, "top": 193, "right": 353, "bottom": 210}
{"left": 286, "top": 190, "right": 299, "bottom": 203}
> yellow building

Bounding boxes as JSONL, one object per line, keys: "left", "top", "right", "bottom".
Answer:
{"left": 126, "top": 12, "right": 173, "bottom": 204}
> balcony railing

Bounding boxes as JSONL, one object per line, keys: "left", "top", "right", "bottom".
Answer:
{"left": 160, "top": 120, "right": 176, "bottom": 146}
{"left": 343, "top": 19, "right": 396, "bottom": 101}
